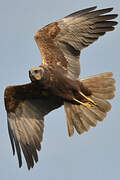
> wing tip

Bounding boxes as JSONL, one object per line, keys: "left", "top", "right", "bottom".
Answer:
{"left": 64, "top": 6, "right": 97, "bottom": 19}
{"left": 87, "top": 6, "right": 97, "bottom": 11}
{"left": 64, "top": 6, "right": 118, "bottom": 20}
{"left": 19, "top": 163, "right": 22, "bottom": 168}
{"left": 111, "top": 14, "right": 118, "bottom": 18}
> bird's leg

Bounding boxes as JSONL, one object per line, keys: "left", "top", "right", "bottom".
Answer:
{"left": 72, "top": 90, "right": 96, "bottom": 108}
{"left": 73, "top": 98, "right": 95, "bottom": 108}
{"left": 79, "top": 91, "right": 96, "bottom": 105}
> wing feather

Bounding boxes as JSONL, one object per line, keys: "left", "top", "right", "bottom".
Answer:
{"left": 4, "top": 83, "right": 63, "bottom": 169}
{"left": 65, "top": 6, "right": 97, "bottom": 18}
{"left": 56, "top": 7, "right": 117, "bottom": 79}
{"left": 34, "top": 6, "right": 117, "bottom": 79}
{"left": 57, "top": 8, "right": 118, "bottom": 51}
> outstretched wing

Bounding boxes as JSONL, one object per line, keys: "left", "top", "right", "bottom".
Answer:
{"left": 4, "top": 83, "right": 63, "bottom": 169}
{"left": 34, "top": 6, "right": 118, "bottom": 79}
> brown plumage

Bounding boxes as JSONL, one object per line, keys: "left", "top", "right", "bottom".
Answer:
{"left": 4, "top": 6, "right": 117, "bottom": 169}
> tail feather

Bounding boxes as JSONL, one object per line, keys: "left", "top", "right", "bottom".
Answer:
{"left": 81, "top": 72, "right": 114, "bottom": 80}
{"left": 80, "top": 105, "right": 98, "bottom": 126}
{"left": 64, "top": 72, "right": 115, "bottom": 136}
{"left": 72, "top": 111, "right": 85, "bottom": 134}
{"left": 89, "top": 86, "right": 115, "bottom": 93}
{"left": 73, "top": 105, "right": 90, "bottom": 131}
{"left": 64, "top": 103, "right": 74, "bottom": 136}
{"left": 92, "top": 92, "right": 114, "bottom": 100}
{"left": 91, "top": 96, "right": 111, "bottom": 112}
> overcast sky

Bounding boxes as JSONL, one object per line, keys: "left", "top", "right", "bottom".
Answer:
{"left": 0, "top": 0, "right": 120, "bottom": 179}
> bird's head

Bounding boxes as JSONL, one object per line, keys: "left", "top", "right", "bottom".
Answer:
{"left": 29, "top": 66, "right": 45, "bottom": 82}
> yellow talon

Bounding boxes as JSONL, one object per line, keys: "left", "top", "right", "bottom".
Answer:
{"left": 84, "top": 102, "right": 94, "bottom": 108}
{"left": 79, "top": 91, "right": 96, "bottom": 105}
{"left": 73, "top": 98, "right": 95, "bottom": 108}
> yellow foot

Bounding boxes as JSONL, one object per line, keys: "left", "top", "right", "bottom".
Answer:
{"left": 79, "top": 91, "right": 96, "bottom": 105}
{"left": 84, "top": 102, "right": 95, "bottom": 108}
{"left": 73, "top": 98, "right": 95, "bottom": 108}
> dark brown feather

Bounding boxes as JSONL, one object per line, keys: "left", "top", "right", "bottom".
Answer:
{"left": 4, "top": 82, "right": 63, "bottom": 169}
{"left": 84, "top": 8, "right": 114, "bottom": 17}
{"left": 65, "top": 6, "right": 97, "bottom": 18}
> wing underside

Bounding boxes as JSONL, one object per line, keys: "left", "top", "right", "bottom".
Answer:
{"left": 4, "top": 83, "right": 63, "bottom": 169}
{"left": 34, "top": 6, "right": 117, "bottom": 79}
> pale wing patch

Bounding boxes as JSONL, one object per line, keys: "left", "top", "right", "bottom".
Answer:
{"left": 57, "top": 41, "right": 80, "bottom": 79}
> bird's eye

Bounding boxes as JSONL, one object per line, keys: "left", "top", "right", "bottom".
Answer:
{"left": 34, "top": 70, "right": 39, "bottom": 74}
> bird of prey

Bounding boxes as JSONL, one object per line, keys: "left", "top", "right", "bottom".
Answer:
{"left": 4, "top": 6, "right": 118, "bottom": 170}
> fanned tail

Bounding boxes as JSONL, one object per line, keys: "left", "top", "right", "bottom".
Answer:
{"left": 64, "top": 72, "right": 116, "bottom": 137}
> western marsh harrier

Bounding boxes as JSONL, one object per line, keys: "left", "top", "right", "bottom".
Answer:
{"left": 4, "top": 6, "right": 118, "bottom": 169}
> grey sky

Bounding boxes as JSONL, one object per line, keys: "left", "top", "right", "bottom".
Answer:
{"left": 0, "top": 0, "right": 120, "bottom": 179}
